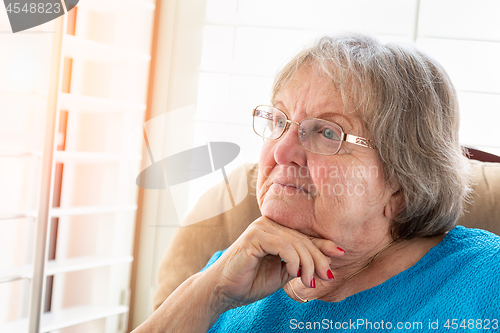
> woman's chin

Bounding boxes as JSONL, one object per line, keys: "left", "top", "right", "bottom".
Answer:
{"left": 259, "top": 197, "right": 313, "bottom": 230}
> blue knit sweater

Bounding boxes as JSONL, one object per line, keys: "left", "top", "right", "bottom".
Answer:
{"left": 205, "top": 226, "right": 500, "bottom": 332}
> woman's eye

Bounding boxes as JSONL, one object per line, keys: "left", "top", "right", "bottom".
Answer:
{"left": 275, "top": 117, "right": 286, "bottom": 128}
{"left": 322, "top": 128, "right": 338, "bottom": 140}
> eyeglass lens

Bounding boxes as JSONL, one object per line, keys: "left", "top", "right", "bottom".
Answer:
{"left": 253, "top": 106, "right": 343, "bottom": 155}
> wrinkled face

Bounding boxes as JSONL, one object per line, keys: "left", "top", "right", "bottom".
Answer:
{"left": 257, "top": 66, "right": 394, "bottom": 247}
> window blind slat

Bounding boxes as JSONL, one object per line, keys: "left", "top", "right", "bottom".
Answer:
{"left": 1, "top": 147, "right": 144, "bottom": 166}
{"left": 0, "top": 205, "right": 137, "bottom": 220}
{"left": 0, "top": 255, "right": 133, "bottom": 284}
{"left": 51, "top": 205, "right": 137, "bottom": 217}
{"left": 59, "top": 93, "right": 146, "bottom": 113}
{"left": 0, "top": 305, "right": 129, "bottom": 333}
{"left": 64, "top": 35, "right": 151, "bottom": 63}
{"left": 82, "top": 0, "right": 155, "bottom": 13}
{"left": 0, "top": 152, "right": 41, "bottom": 158}
{"left": 54, "top": 151, "right": 142, "bottom": 162}
{"left": 0, "top": 212, "right": 36, "bottom": 220}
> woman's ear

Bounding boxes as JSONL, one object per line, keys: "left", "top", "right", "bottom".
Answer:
{"left": 384, "top": 189, "right": 404, "bottom": 220}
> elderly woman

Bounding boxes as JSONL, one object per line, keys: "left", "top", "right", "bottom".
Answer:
{"left": 134, "top": 34, "right": 500, "bottom": 332}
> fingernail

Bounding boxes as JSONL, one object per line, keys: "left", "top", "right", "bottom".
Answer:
{"left": 310, "top": 278, "right": 316, "bottom": 288}
{"left": 297, "top": 269, "right": 301, "bottom": 277}
{"left": 337, "top": 247, "right": 345, "bottom": 253}
{"left": 327, "top": 269, "right": 334, "bottom": 280}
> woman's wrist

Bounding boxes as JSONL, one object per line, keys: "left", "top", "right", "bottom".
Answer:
{"left": 132, "top": 270, "right": 233, "bottom": 333}
{"left": 165, "top": 271, "right": 232, "bottom": 331}
{"left": 188, "top": 270, "right": 236, "bottom": 323}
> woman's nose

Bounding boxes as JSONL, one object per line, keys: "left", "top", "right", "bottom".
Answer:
{"left": 273, "top": 123, "right": 307, "bottom": 167}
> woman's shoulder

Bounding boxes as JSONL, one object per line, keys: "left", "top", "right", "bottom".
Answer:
{"left": 426, "top": 225, "right": 500, "bottom": 276}
{"left": 443, "top": 225, "right": 500, "bottom": 254}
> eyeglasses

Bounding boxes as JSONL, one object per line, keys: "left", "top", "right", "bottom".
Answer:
{"left": 252, "top": 105, "right": 374, "bottom": 155}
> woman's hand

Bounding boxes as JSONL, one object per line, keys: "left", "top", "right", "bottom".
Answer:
{"left": 204, "top": 216, "right": 343, "bottom": 308}
{"left": 132, "top": 216, "right": 344, "bottom": 333}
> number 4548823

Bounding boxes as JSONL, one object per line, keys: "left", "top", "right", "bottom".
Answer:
{"left": 6, "top": 2, "right": 62, "bottom": 14}
{"left": 443, "top": 319, "right": 498, "bottom": 330}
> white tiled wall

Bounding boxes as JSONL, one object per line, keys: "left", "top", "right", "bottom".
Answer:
{"left": 232, "top": 28, "right": 320, "bottom": 76}
{"left": 418, "top": 0, "right": 500, "bottom": 41}
{"left": 416, "top": 0, "right": 500, "bottom": 152}
{"left": 200, "top": 25, "right": 235, "bottom": 72}
{"left": 196, "top": 0, "right": 500, "bottom": 161}
{"left": 417, "top": 38, "right": 500, "bottom": 94}
{"left": 458, "top": 92, "right": 500, "bottom": 147}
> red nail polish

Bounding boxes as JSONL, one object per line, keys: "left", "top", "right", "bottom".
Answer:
{"left": 297, "top": 269, "right": 301, "bottom": 277}
{"left": 327, "top": 270, "right": 334, "bottom": 279}
{"left": 310, "top": 278, "right": 316, "bottom": 288}
{"left": 337, "top": 247, "right": 345, "bottom": 253}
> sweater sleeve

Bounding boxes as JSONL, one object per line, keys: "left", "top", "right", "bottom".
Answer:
{"left": 200, "top": 250, "right": 226, "bottom": 272}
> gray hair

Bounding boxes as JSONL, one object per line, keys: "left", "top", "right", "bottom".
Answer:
{"left": 271, "top": 34, "right": 472, "bottom": 239}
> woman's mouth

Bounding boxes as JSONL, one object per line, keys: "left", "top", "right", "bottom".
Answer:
{"left": 271, "top": 180, "right": 313, "bottom": 195}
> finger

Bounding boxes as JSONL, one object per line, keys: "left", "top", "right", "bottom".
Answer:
{"left": 252, "top": 233, "right": 301, "bottom": 279}
{"left": 286, "top": 237, "right": 316, "bottom": 287}
{"left": 254, "top": 217, "right": 334, "bottom": 286}
{"left": 264, "top": 222, "right": 333, "bottom": 286}
{"left": 296, "top": 237, "right": 334, "bottom": 283}
{"left": 310, "top": 238, "right": 346, "bottom": 258}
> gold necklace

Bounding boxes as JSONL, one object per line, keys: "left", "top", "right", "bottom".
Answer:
{"left": 287, "top": 239, "right": 397, "bottom": 303}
